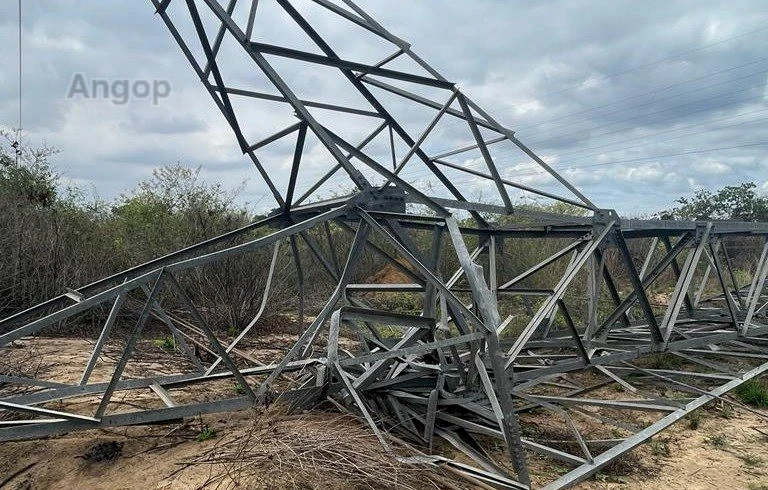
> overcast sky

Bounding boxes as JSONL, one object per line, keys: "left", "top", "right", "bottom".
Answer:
{"left": 1, "top": 0, "right": 767, "bottom": 217}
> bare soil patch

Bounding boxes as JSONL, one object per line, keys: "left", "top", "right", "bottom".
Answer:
{"left": 1, "top": 337, "right": 767, "bottom": 489}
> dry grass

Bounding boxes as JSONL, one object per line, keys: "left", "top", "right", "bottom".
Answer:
{"left": 187, "top": 406, "right": 463, "bottom": 490}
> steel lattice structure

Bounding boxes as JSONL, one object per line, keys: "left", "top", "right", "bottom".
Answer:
{"left": 2, "top": 1, "right": 768, "bottom": 488}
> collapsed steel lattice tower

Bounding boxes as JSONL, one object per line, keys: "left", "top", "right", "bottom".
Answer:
{"left": 2, "top": 1, "right": 768, "bottom": 488}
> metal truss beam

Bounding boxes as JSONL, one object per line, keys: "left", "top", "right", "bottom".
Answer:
{"left": 2, "top": 2, "right": 768, "bottom": 490}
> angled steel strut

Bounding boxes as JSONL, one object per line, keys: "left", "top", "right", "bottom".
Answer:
{"left": 2, "top": 2, "right": 768, "bottom": 489}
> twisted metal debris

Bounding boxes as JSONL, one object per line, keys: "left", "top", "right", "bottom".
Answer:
{"left": 2, "top": 1, "right": 768, "bottom": 488}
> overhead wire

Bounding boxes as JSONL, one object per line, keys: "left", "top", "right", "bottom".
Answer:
{"left": 398, "top": 96, "right": 768, "bottom": 184}
{"left": 512, "top": 56, "right": 768, "bottom": 132}
{"left": 557, "top": 141, "right": 768, "bottom": 170}
{"left": 553, "top": 105, "right": 768, "bottom": 159}
{"left": 14, "top": 0, "right": 22, "bottom": 165}
{"left": 506, "top": 21, "right": 768, "bottom": 109}
{"left": 512, "top": 86, "right": 765, "bottom": 151}
{"left": 425, "top": 25, "right": 768, "bottom": 154}
{"left": 450, "top": 88, "right": 768, "bottom": 167}
{"left": 422, "top": 56, "right": 768, "bottom": 169}
{"left": 544, "top": 113, "right": 768, "bottom": 165}
{"left": 515, "top": 64, "right": 768, "bottom": 137}
{"left": 398, "top": 98, "right": 768, "bottom": 192}
{"left": 281, "top": 19, "right": 768, "bottom": 202}
{"left": 435, "top": 141, "right": 768, "bottom": 193}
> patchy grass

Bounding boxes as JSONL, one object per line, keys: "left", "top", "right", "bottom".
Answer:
{"left": 705, "top": 433, "right": 728, "bottom": 449}
{"left": 740, "top": 453, "right": 764, "bottom": 468}
{"left": 719, "top": 404, "right": 735, "bottom": 419}
{"left": 734, "top": 378, "right": 768, "bottom": 408}
{"left": 732, "top": 268, "right": 753, "bottom": 288}
{"left": 640, "top": 353, "right": 686, "bottom": 370}
{"left": 82, "top": 440, "right": 123, "bottom": 463}
{"left": 686, "top": 410, "right": 701, "bottom": 430}
{"left": 152, "top": 335, "right": 175, "bottom": 351}
{"left": 196, "top": 426, "right": 217, "bottom": 442}
{"left": 748, "top": 483, "right": 768, "bottom": 490}
{"left": 377, "top": 325, "right": 408, "bottom": 339}
{"left": 649, "top": 440, "right": 671, "bottom": 457}
{"left": 596, "top": 451, "right": 651, "bottom": 481}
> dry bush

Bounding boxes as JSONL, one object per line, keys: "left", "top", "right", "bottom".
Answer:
{"left": 0, "top": 342, "right": 54, "bottom": 419}
{"left": 191, "top": 407, "right": 461, "bottom": 490}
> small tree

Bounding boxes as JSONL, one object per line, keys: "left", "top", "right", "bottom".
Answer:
{"left": 0, "top": 131, "right": 59, "bottom": 207}
{"left": 659, "top": 182, "right": 768, "bottom": 221}
{"left": 110, "top": 164, "right": 248, "bottom": 262}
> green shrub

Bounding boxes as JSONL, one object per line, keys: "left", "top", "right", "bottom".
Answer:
{"left": 367, "top": 292, "right": 422, "bottom": 316}
{"left": 641, "top": 353, "right": 685, "bottom": 370}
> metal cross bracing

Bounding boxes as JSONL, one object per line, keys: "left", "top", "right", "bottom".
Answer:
{"left": 2, "top": 1, "right": 768, "bottom": 489}
{"left": 1, "top": 207, "right": 768, "bottom": 489}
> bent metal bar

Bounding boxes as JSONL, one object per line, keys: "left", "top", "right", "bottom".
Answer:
{"left": 1, "top": 2, "right": 767, "bottom": 488}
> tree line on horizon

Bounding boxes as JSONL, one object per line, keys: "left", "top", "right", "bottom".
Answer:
{"left": 1, "top": 135, "right": 766, "bottom": 333}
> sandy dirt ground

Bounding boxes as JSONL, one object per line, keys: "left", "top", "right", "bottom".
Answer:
{"left": 1, "top": 337, "right": 767, "bottom": 490}
{"left": 576, "top": 408, "right": 768, "bottom": 490}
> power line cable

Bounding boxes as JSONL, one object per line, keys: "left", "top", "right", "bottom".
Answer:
{"left": 514, "top": 56, "right": 768, "bottom": 132}
{"left": 14, "top": 0, "right": 22, "bottom": 165}
{"left": 304, "top": 133, "right": 768, "bottom": 205}
{"left": 561, "top": 141, "right": 768, "bottom": 170}
{"left": 312, "top": 31, "right": 768, "bottom": 187}
{"left": 419, "top": 21, "right": 768, "bottom": 144}
{"left": 516, "top": 63, "right": 768, "bottom": 136}
{"left": 425, "top": 58, "right": 768, "bottom": 161}
{"left": 305, "top": 22, "right": 768, "bottom": 191}
{"left": 553, "top": 106, "right": 768, "bottom": 159}
{"left": 400, "top": 91, "right": 768, "bottom": 184}
{"left": 507, "top": 21, "right": 768, "bottom": 109}
{"left": 400, "top": 130, "right": 768, "bottom": 193}
{"left": 520, "top": 87, "right": 763, "bottom": 150}
{"left": 319, "top": 27, "right": 768, "bottom": 200}
{"left": 291, "top": 29, "right": 768, "bottom": 198}
{"left": 442, "top": 141, "right": 768, "bottom": 189}
{"left": 466, "top": 90, "right": 767, "bottom": 165}
{"left": 434, "top": 48, "right": 768, "bottom": 151}
{"left": 426, "top": 73, "right": 768, "bottom": 168}
{"left": 556, "top": 114, "right": 768, "bottom": 163}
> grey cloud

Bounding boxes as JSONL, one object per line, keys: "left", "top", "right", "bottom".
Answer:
{"left": 1, "top": 0, "right": 768, "bottom": 216}
{"left": 119, "top": 113, "right": 208, "bottom": 135}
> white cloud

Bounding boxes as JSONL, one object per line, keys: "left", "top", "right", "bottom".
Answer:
{"left": 693, "top": 159, "right": 731, "bottom": 174}
{"left": 28, "top": 29, "right": 85, "bottom": 53}
{"left": 577, "top": 73, "right": 610, "bottom": 92}
{"left": 617, "top": 163, "right": 666, "bottom": 183}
